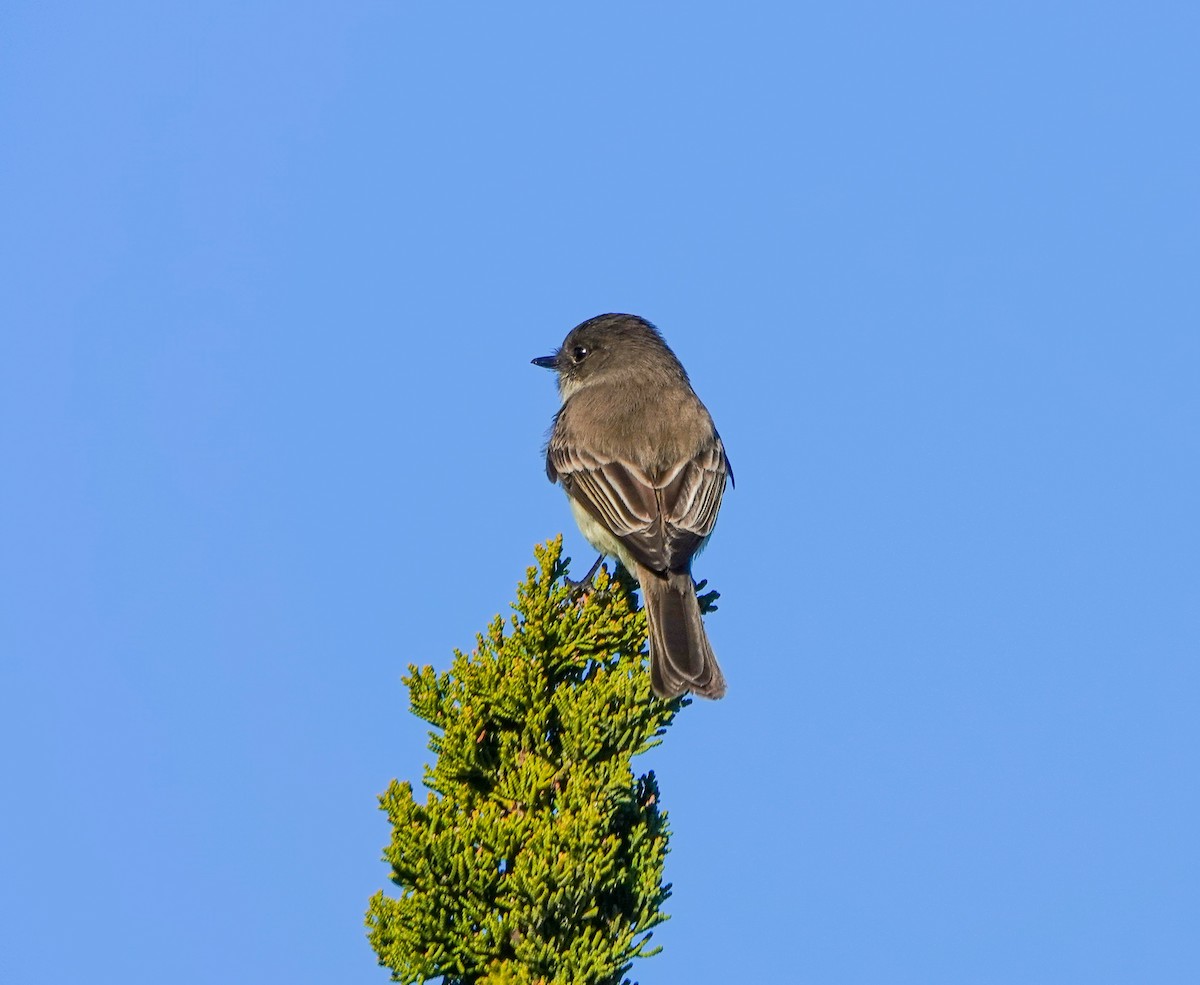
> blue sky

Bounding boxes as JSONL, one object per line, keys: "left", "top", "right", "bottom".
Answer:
{"left": 2, "top": 3, "right": 1197, "bottom": 983}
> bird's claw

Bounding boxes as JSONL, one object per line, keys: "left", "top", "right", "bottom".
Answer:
{"left": 564, "top": 554, "right": 606, "bottom": 598}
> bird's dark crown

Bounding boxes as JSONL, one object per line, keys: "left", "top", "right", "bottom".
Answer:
{"left": 545, "top": 313, "right": 687, "bottom": 388}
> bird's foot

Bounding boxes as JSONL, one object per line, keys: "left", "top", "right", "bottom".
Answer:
{"left": 563, "top": 554, "right": 606, "bottom": 598}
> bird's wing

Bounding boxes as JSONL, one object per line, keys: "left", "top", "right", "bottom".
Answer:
{"left": 547, "top": 435, "right": 730, "bottom": 573}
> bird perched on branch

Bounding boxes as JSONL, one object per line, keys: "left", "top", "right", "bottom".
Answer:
{"left": 533, "top": 313, "right": 732, "bottom": 699}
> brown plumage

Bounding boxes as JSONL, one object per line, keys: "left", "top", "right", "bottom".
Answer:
{"left": 533, "top": 313, "right": 732, "bottom": 699}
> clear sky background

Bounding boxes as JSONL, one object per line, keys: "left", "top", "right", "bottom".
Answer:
{"left": 2, "top": 3, "right": 1197, "bottom": 983}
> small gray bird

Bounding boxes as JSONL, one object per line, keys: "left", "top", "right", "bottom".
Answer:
{"left": 533, "top": 313, "right": 732, "bottom": 699}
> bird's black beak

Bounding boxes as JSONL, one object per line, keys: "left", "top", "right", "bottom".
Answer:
{"left": 531, "top": 354, "right": 558, "bottom": 369}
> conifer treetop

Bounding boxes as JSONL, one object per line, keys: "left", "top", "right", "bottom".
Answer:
{"left": 367, "top": 537, "right": 691, "bottom": 985}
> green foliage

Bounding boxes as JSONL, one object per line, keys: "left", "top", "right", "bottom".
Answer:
{"left": 366, "top": 538, "right": 687, "bottom": 985}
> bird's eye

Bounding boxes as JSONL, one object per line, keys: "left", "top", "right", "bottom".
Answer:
{"left": 571, "top": 345, "right": 590, "bottom": 362}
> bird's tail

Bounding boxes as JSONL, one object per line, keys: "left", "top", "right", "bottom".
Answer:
{"left": 639, "top": 567, "right": 727, "bottom": 699}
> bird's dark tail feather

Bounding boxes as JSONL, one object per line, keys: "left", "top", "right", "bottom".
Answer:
{"left": 640, "top": 568, "right": 727, "bottom": 700}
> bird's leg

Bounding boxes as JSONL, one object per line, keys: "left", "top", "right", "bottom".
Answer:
{"left": 565, "top": 553, "right": 606, "bottom": 595}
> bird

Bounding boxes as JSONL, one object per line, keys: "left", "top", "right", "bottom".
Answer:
{"left": 532, "top": 313, "right": 732, "bottom": 699}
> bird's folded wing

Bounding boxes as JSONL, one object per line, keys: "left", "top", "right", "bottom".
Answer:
{"left": 547, "top": 438, "right": 730, "bottom": 572}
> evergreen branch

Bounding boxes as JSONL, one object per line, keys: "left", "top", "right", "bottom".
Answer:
{"left": 367, "top": 538, "right": 701, "bottom": 985}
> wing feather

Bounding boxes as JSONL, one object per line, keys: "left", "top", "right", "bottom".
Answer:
{"left": 547, "top": 432, "right": 731, "bottom": 573}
